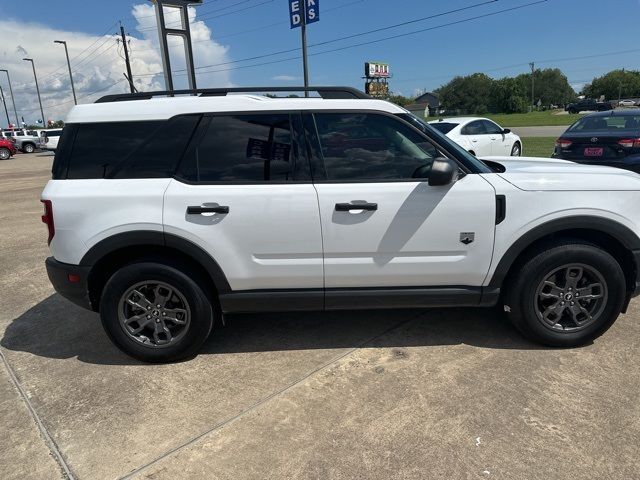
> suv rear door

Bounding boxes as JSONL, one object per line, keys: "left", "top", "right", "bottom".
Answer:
{"left": 306, "top": 112, "right": 496, "bottom": 306}
{"left": 164, "top": 112, "right": 323, "bottom": 299}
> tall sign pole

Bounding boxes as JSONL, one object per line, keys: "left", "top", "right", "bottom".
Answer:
{"left": 54, "top": 40, "right": 77, "bottom": 104}
{"left": 0, "top": 86, "right": 10, "bottom": 128}
{"left": 0, "top": 70, "right": 19, "bottom": 127}
{"left": 289, "top": 0, "right": 319, "bottom": 97}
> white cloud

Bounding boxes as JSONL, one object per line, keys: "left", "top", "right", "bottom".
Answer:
{"left": 272, "top": 75, "right": 300, "bottom": 82}
{"left": 0, "top": 4, "right": 231, "bottom": 125}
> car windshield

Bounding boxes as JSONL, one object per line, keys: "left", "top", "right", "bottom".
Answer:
{"left": 568, "top": 114, "right": 640, "bottom": 132}
{"left": 396, "top": 112, "right": 492, "bottom": 173}
{"left": 429, "top": 122, "right": 458, "bottom": 134}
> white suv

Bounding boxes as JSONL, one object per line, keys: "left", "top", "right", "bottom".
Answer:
{"left": 41, "top": 87, "right": 640, "bottom": 362}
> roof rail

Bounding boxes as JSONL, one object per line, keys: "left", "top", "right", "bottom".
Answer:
{"left": 95, "top": 86, "right": 370, "bottom": 103}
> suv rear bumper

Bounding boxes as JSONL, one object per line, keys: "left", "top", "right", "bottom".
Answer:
{"left": 45, "top": 257, "right": 93, "bottom": 310}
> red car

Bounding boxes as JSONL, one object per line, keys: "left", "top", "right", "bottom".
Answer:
{"left": 0, "top": 137, "right": 17, "bottom": 160}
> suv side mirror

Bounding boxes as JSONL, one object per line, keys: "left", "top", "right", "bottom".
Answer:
{"left": 428, "top": 157, "right": 459, "bottom": 186}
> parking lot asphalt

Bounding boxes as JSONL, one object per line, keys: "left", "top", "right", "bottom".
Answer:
{"left": 1, "top": 153, "right": 640, "bottom": 480}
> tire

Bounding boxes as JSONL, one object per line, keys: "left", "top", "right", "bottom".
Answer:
{"left": 0, "top": 147, "right": 10, "bottom": 160}
{"left": 22, "top": 143, "right": 35, "bottom": 153}
{"left": 510, "top": 142, "right": 521, "bottom": 156}
{"left": 504, "top": 240, "right": 625, "bottom": 347}
{"left": 100, "top": 262, "right": 214, "bottom": 362}
{"left": 568, "top": 109, "right": 577, "bottom": 114}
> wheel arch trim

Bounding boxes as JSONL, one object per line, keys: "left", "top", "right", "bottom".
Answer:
{"left": 487, "top": 215, "right": 640, "bottom": 289}
{"left": 79, "top": 230, "right": 232, "bottom": 294}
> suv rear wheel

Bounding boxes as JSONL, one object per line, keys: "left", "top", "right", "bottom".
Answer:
{"left": 100, "top": 262, "right": 214, "bottom": 362}
{"left": 505, "top": 241, "right": 625, "bottom": 347}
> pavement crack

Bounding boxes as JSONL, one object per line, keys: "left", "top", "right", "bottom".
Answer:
{"left": 0, "top": 346, "right": 75, "bottom": 480}
{"left": 120, "top": 310, "right": 427, "bottom": 480}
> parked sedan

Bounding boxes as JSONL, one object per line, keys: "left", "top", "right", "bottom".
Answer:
{"left": 428, "top": 117, "right": 522, "bottom": 156}
{"left": 553, "top": 109, "right": 640, "bottom": 173}
{"left": 618, "top": 99, "right": 637, "bottom": 107}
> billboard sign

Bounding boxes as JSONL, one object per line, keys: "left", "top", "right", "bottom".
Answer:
{"left": 365, "top": 62, "right": 390, "bottom": 78}
{"left": 289, "top": 0, "right": 320, "bottom": 29}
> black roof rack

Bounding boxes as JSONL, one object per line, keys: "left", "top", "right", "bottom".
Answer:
{"left": 95, "top": 86, "right": 370, "bottom": 103}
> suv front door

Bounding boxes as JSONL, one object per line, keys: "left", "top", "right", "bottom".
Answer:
{"left": 306, "top": 112, "right": 496, "bottom": 306}
{"left": 164, "top": 112, "right": 323, "bottom": 301}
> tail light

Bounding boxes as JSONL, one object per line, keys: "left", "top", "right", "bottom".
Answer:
{"left": 41, "top": 199, "right": 55, "bottom": 245}
{"left": 617, "top": 138, "right": 640, "bottom": 148}
{"left": 555, "top": 138, "right": 572, "bottom": 148}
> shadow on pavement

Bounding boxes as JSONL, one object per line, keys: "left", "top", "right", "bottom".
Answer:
{"left": 1, "top": 293, "right": 549, "bottom": 365}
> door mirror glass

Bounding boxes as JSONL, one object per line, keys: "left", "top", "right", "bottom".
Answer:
{"left": 502, "top": 128, "right": 511, "bottom": 134}
{"left": 428, "top": 157, "right": 459, "bottom": 186}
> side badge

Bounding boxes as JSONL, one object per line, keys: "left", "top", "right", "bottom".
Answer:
{"left": 460, "top": 232, "right": 475, "bottom": 245}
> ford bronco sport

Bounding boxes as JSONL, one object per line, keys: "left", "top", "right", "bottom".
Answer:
{"left": 42, "top": 87, "right": 640, "bottom": 362}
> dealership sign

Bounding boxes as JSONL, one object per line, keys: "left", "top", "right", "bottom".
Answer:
{"left": 365, "top": 62, "right": 390, "bottom": 78}
{"left": 289, "top": 0, "right": 320, "bottom": 29}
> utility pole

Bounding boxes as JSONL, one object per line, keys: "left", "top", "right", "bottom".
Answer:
{"left": 22, "top": 58, "right": 45, "bottom": 125}
{"left": 54, "top": 40, "right": 77, "bottom": 105}
{"left": 0, "top": 86, "right": 9, "bottom": 128}
{"left": 301, "top": 10, "right": 309, "bottom": 97}
{"left": 529, "top": 62, "right": 535, "bottom": 110}
{"left": 120, "top": 22, "right": 135, "bottom": 93}
{"left": 0, "top": 69, "right": 18, "bottom": 127}
{"left": 618, "top": 67, "right": 625, "bottom": 102}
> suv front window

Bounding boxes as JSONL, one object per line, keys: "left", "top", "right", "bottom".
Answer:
{"left": 313, "top": 112, "right": 439, "bottom": 181}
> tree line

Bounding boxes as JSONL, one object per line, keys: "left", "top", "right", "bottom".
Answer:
{"left": 389, "top": 69, "right": 640, "bottom": 114}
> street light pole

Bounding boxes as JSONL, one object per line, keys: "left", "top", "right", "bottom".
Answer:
{"left": 54, "top": 40, "right": 77, "bottom": 105}
{"left": 23, "top": 58, "right": 45, "bottom": 126}
{"left": 0, "top": 85, "right": 10, "bottom": 128}
{"left": 0, "top": 69, "right": 19, "bottom": 127}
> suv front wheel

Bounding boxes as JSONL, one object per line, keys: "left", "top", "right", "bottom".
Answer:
{"left": 100, "top": 262, "right": 214, "bottom": 362}
{"left": 505, "top": 241, "right": 625, "bottom": 347}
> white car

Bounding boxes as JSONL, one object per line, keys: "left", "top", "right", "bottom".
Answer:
{"left": 38, "top": 128, "right": 63, "bottom": 151}
{"left": 428, "top": 117, "right": 522, "bottom": 157}
{"left": 619, "top": 99, "right": 637, "bottom": 107}
{"left": 41, "top": 86, "right": 640, "bottom": 362}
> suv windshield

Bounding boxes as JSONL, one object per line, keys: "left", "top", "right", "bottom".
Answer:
{"left": 396, "top": 112, "right": 492, "bottom": 173}
{"left": 568, "top": 114, "right": 640, "bottom": 132}
{"left": 429, "top": 122, "right": 458, "bottom": 134}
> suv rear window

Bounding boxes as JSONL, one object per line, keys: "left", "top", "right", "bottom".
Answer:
{"left": 429, "top": 122, "right": 458, "bottom": 134}
{"left": 61, "top": 116, "right": 200, "bottom": 179}
{"left": 179, "top": 113, "right": 306, "bottom": 183}
{"left": 568, "top": 115, "right": 640, "bottom": 132}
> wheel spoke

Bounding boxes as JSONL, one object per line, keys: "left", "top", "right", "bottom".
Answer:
{"left": 576, "top": 282, "right": 604, "bottom": 300}
{"left": 541, "top": 301, "right": 564, "bottom": 323}
{"left": 564, "top": 266, "right": 584, "bottom": 289}
{"left": 163, "top": 308, "right": 188, "bottom": 325}
{"left": 539, "top": 280, "right": 563, "bottom": 300}
{"left": 569, "top": 303, "right": 591, "bottom": 327}
{"left": 153, "top": 285, "right": 173, "bottom": 308}
{"left": 126, "top": 289, "right": 153, "bottom": 311}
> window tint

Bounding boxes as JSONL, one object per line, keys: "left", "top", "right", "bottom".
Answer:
{"left": 429, "top": 122, "right": 458, "bottom": 134}
{"left": 314, "top": 113, "right": 440, "bottom": 181}
{"left": 67, "top": 121, "right": 162, "bottom": 179}
{"left": 461, "top": 120, "right": 487, "bottom": 135}
{"left": 191, "top": 114, "right": 298, "bottom": 182}
{"left": 568, "top": 114, "right": 640, "bottom": 132}
{"left": 45, "top": 129, "right": 63, "bottom": 137}
{"left": 482, "top": 120, "right": 503, "bottom": 134}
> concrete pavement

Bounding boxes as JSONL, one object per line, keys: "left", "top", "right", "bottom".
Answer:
{"left": 1, "top": 153, "right": 639, "bottom": 479}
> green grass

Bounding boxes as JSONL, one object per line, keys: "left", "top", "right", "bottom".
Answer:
{"left": 437, "top": 110, "right": 583, "bottom": 127}
{"left": 485, "top": 110, "right": 583, "bottom": 127}
{"left": 521, "top": 137, "right": 556, "bottom": 157}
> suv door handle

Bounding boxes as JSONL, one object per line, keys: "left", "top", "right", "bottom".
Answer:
{"left": 335, "top": 202, "right": 378, "bottom": 211}
{"left": 187, "top": 205, "right": 229, "bottom": 214}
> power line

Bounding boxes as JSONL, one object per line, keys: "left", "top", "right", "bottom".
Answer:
{"left": 137, "top": 0, "right": 502, "bottom": 75}
{"left": 153, "top": 0, "right": 548, "bottom": 78}
{"left": 137, "top": 0, "right": 274, "bottom": 31}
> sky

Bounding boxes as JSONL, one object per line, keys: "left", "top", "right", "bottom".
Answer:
{"left": 0, "top": 0, "right": 639, "bottom": 124}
